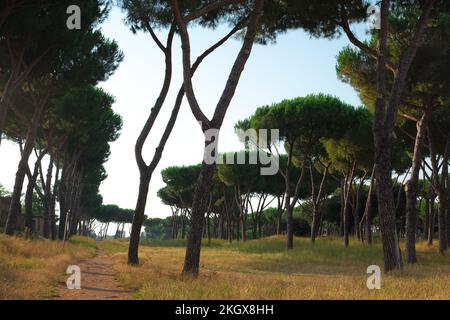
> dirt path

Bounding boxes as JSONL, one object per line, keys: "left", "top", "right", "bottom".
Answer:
{"left": 56, "top": 242, "right": 132, "bottom": 300}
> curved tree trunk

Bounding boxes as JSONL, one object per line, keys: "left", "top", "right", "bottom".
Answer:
{"left": 128, "top": 173, "right": 150, "bottom": 265}
{"left": 4, "top": 96, "right": 46, "bottom": 235}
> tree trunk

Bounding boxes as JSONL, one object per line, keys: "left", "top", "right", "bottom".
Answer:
{"left": 343, "top": 162, "right": 356, "bottom": 247}
{"left": 374, "top": 158, "right": 403, "bottom": 270}
{"left": 258, "top": 214, "right": 262, "bottom": 238}
{"left": 128, "top": 173, "right": 151, "bottom": 265}
{"left": 252, "top": 214, "right": 257, "bottom": 239}
{"left": 43, "top": 156, "right": 54, "bottom": 238}
{"left": 424, "top": 197, "right": 430, "bottom": 241}
{"left": 405, "top": 113, "right": 429, "bottom": 263}
{"left": 437, "top": 194, "right": 448, "bottom": 254}
{"left": 183, "top": 163, "right": 216, "bottom": 276}
{"left": 339, "top": 178, "right": 345, "bottom": 237}
{"left": 24, "top": 155, "right": 45, "bottom": 235}
{"left": 363, "top": 166, "right": 375, "bottom": 245}
{"left": 50, "top": 165, "right": 60, "bottom": 240}
{"left": 276, "top": 195, "right": 283, "bottom": 235}
{"left": 4, "top": 98, "right": 46, "bottom": 235}
{"left": 428, "top": 196, "right": 435, "bottom": 245}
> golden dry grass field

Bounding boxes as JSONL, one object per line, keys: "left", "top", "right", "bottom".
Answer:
{"left": 2, "top": 235, "right": 450, "bottom": 299}
{"left": 102, "top": 236, "right": 450, "bottom": 300}
{"left": 0, "top": 235, "right": 96, "bottom": 299}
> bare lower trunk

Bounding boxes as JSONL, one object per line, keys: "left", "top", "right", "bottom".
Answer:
{"left": 4, "top": 100, "right": 46, "bottom": 235}
{"left": 343, "top": 162, "right": 356, "bottom": 247}
{"left": 428, "top": 197, "right": 435, "bottom": 245}
{"left": 183, "top": 163, "right": 216, "bottom": 276}
{"left": 364, "top": 166, "right": 376, "bottom": 245}
{"left": 437, "top": 195, "right": 448, "bottom": 254}
{"left": 424, "top": 197, "right": 430, "bottom": 241}
{"left": 24, "top": 171, "right": 38, "bottom": 236}
{"left": 50, "top": 165, "right": 60, "bottom": 240}
{"left": 43, "top": 156, "right": 54, "bottom": 239}
{"left": 286, "top": 204, "right": 294, "bottom": 248}
{"left": 311, "top": 206, "right": 320, "bottom": 244}
{"left": 128, "top": 173, "right": 150, "bottom": 265}
{"left": 405, "top": 113, "right": 428, "bottom": 263}
{"left": 374, "top": 157, "right": 403, "bottom": 270}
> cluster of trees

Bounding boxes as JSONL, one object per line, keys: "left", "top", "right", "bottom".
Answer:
{"left": 0, "top": 1, "right": 125, "bottom": 239}
{"left": 122, "top": 0, "right": 449, "bottom": 277}
{"left": 155, "top": 95, "right": 396, "bottom": 245}
{"left": 336, "top": 6, "right": 450, "bottom": 262}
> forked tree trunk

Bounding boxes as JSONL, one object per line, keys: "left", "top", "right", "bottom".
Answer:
{"left": 363, "top": 165, "right": 375, "bottom": 245}
{"left": 173, "top": 0, "right": 264, "bottom": 276}
{"left": 24, "top": 151, "right": 47, "bottom": 235}
{"left": 343, "top": 161, "right": 356, "bottom": 247}
{"left": 4, "top": 96, "right": 47, "bottom": 235}
{"left": 311, "top": 163, "right": 329, "bottom": 243}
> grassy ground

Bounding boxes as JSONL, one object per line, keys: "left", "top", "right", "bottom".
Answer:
{"left": 103, "top": 236, "right": 450, "bottom": 300}
{"left": 0, "top": 235, "right": 96, "bottom": 299}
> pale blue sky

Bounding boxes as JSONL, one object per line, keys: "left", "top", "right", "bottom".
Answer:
{"left": 0, "top": 6, "right": 368, "bottom": 223}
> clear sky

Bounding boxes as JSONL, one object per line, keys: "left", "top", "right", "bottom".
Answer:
{"left": 0, "top": 6, "right": 368, "bottom": 223}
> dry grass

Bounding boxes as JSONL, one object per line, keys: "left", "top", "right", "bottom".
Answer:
{"left": 0, "top": 235, "right": 96, "bottom": 299}
{"left": 103, "top": 236, "right": 450, "bottom": 300}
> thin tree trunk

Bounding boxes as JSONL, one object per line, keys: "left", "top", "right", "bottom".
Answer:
{"left": 128, "top": 173, "right": 150, "bottom": 265}
{"left": 50, "top": 165, "right": 60, "bottom": 240}
{"left": 405, "top": 112, "right": 429, "bottom": 263}
{"left": 43, "top": 156, "right": 54, "bottom": 238}
{"left": 364, "top": 165, "right": 376, "bottom": 245}
{"left": 344, "top": 162, "right": 356, "bottom": 247}
{"left": 428, "top": 196, "right": 435, "bottom": 245}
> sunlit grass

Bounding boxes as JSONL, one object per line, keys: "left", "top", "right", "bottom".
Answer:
{"left": 105, "top": 236, "right": 450, "bottom": 299}
{"left": 0, "top": 235, "right": 96, "bottom": 299}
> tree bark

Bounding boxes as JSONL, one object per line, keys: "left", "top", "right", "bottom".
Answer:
{"left": 405, "top": 112, "right": 429, "bottom": 263}
{"left": 182, "top": 163, "right": 216, "bottom": 275}
{"left": 128, "top": 173, "right": 150, "bottom": 265}
{"left": 310, "top": 163, "right": 329, "bottom": 243}
{"left": 428, "top": 196, "right": 435, "bottom": 245}
{"left": 343, "top": 161, "right": 356, "bottom": 247}
{"left": 43, "top": 156, "right": 54, "bottom": 238}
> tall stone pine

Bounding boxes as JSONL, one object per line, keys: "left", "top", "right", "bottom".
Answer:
{"left": 120, "top": 0, "right": 253, "bottom": 265}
